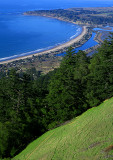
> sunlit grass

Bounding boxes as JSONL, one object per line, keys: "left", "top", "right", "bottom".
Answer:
{"left": 13, "top": 97, "right": 113, "bottom": 160}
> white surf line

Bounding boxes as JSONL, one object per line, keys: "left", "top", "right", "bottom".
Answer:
{"left": 0, "top": 26, "right": 87, "bottom": 64}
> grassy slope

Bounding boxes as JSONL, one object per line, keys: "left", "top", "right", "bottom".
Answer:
{"left": 13, "top": 98, "right": 113, "bottom": 160}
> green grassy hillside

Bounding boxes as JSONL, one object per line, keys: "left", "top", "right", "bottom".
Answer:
{"left": 13, "top": 98, "right": 113, "bottom": 160}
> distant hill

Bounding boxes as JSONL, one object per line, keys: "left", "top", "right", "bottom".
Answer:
{"left": 13, "top": 97, "right": 113, "bottom": 160}
{"left": 24, "top": 7, "right": 113, "bottom": 25}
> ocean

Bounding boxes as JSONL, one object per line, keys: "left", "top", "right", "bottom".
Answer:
{"left": 0, "top": 0, "right": 113, "bottom": 61}
{"left": 0, "top": 0, "right": 113, "bottom": 13}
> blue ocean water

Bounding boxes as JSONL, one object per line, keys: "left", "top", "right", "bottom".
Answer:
{"left": 0, "top": 0, "right": 113, "bottom": 61}
{"left": 0, "top": 0, "right": 113, "bottom": 13}
{"left": 0, "top": 14, "right": 82, "bottom": 61}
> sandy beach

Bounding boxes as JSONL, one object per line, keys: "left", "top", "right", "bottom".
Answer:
{"left": 0, "top": 25, "right": 87, "bottom": 64}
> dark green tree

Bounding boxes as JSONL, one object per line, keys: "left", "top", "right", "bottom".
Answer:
{"left": 46, "top": 48, "right": 89, "bottom": 128}
{"left": 0, "top": 70, "right": 46, "bottom": 158}
{"left": 86, "top": 34, "right": 113, "bottom": 106}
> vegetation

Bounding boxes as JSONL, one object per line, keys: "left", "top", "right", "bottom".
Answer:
{"left": 0, "top": 54, "right": 62, "bottom": 75}
{"left": 1, "top": 34, "right": 113, "bottom": 159}
{"left": 13, "top": 97, "right": 113, "bottom": 160}
{"left": 24, "top": 7, "right": 113, "bottom": 25}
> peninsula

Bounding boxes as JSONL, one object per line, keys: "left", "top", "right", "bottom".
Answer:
{"left": 24, "top": 7, "right": 113, "bottom": 26}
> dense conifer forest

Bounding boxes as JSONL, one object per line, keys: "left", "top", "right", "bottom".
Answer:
{"left": 1, "top": 34, "right": 113, "bottom": 159}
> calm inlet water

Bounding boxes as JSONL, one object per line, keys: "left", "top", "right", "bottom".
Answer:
{"left": 0, "top": 0, "right": 113, "bottom": 61}
{"left": 56, "top": 32, "right": 98, "bottom": 57}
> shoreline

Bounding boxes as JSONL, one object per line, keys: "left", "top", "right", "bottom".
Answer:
{"left": 0, "top": 25, "right": 88, "bottom": 64}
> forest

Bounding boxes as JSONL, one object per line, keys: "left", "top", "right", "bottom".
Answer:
{"left": 1, "top": 34, "right": 113, "bottom": 159}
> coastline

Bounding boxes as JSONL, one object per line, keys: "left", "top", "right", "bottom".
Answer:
{"left": 1, "top": 7, "right": 113, "bottom": 65}
{"left": 0, "top": 25, "right": 88, "bottom": 64}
